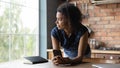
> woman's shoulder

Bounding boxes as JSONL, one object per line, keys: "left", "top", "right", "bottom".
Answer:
{"left": 51, "top": 27, "right": 63, "bottom": 35}
{"left": 51, "top": 27, "right": 59, "bottom": 32}
{"left": 78, "top": 24, "right": 88, "bottom": 32}
{"left": 75, "top": 24, "right": 88, "bottom": 36}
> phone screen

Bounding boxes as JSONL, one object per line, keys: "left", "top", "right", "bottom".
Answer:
{"left": 53, "top": 50, "right": 62, "bottom": 57}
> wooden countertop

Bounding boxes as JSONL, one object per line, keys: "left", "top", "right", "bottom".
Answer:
{"left": 91, "top": 49, "right": 120, "bottom": 54}
{"left": 0, "top": 58, "right": 119, "bottom": 68}
{"left": 47, "top": 49, "right": 120, "bottom": 54}
{"left": 47, "top": 49, "right": 64, "bottom": 52}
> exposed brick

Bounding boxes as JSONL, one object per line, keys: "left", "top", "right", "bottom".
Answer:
{"left": 115, "top": 12, "right": 120, "bottom": 16}
{"left": 114, "top": 8, "right": 120, "bottom": 12}
{"left": 88, "top": 21, "right": 96, "bottom": 25}
{"left": 107, "top": 4, "right": 117, "bottom": 9}
{"left": 94, "top": 12, "right": 107, "bottom": 17}
{"left": 94, "top": 6, "right": 101, "bottom": 9}
{"left": 107, "top": 32, "right": 120, "bottom": 36}
{"left": 107, "top": 12, "right": 117, "bottom": 16}
{"left": 89, "top": 9, "right": 95, "bottom": 17}
{"left": 88, "top": 5, "right": 94, "bottom": 10}
{"left": 94, "top": 7, "right": 101, "bottom": 12}
{"left": 82, "top": 18, "right": 88, "bottom": 23}
{"left": 97, "top": 4, "right": 107, "bottom": 8}
{"left": 101, "top": 16, "right": 114, "bottom": 21}
{"left": 72, "top": 0, "right": 120, "bottom": 47}
{"left": 109, "top": 28, "right": 120, "bottom": 32}
{"left": 110, "top": 21, "right": 120, "bottom": 24}
{"left": 104, "top": 28, "right": 113, "bottom": 33}
{"left": 88, "top": 17, "right": 101, "bottom": 21}
{"left": 96, "top": 21, "right": 109, "bottom": 24}
{"left": 104, "top": 24, "right": 116, "bottom": 28}
{"left": 112, "top": 37, "right": 120, "bottom": 40}
{"left": 101, "top": 37, "right": 113, "bottom": 41}
{"left": 91, "top": 24, "right": 104, "bottom": 29}
{"left": 100, "top": 9, "right": 113, "bottom": 13}
{"left": 94, "top": 32, "right": 107, "bottom": 37}
{"left": 108, "top": 41, "right": 120, "bottom": 46}
{"left": 115, "top": 16, "right": 120, "bottom": 20}
{"left": 93, "top": 28, "right": 108, "bottom": 32}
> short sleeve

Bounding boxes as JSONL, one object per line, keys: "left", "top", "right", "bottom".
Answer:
{"left": 79, "top": 25, "right": 89, "bottom": 37}
{"left": 51, "top": 27, "right": 61, "bottom": 41}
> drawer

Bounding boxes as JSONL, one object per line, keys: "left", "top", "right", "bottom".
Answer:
{"left": 95, "top": 54, "right": 120, "bottom": 59}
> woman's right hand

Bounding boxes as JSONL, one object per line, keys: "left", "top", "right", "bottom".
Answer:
{"left": 52, "top": 56, "right": 64, "bottom": 65}
{"left": 52, "top": 56, "right": 72, "bottom": 65}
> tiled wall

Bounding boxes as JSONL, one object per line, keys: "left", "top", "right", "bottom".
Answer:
{"left": 70, "top": 0, "right": 120, "bottom": 47}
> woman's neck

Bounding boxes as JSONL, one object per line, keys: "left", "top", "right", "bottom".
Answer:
{"left": 64, "top": 27, "right": 73, "bottom": 36}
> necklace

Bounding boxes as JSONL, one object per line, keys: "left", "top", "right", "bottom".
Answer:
{"left": 68, "top": 33, "right": 71, "bottom": 38}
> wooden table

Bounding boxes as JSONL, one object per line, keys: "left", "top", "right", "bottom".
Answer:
{"left": 0, "top": 58, "right": 119, "bottom": 68}
{"left": 0, "top": 60, "right": 92, "bottom": 68}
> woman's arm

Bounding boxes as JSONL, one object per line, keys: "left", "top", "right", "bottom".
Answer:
{"left": 70, "top": 31, "right": 89, "bottom": 64}
{"left": 51, "top": 36, "right": 60, "bottom": 50}
{"left": 52, "top": 31, "right": 89, "bottom": 65}
{"left": 51, "top": 31, "right": 89, "bottom": 65}
{"left": 51, "top": 36, "right": 63, "bottom": 65}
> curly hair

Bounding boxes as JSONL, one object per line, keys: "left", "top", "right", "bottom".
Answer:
{"left": 57, "top": 2, "right": 83, "bottom": 29}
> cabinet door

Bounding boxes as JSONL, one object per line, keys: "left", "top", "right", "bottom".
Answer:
{"left": 109, "top": 54, "right": 120, "bottom": 59}
{"left": 47, "top": 51, "right": 54, "bottom": 60}
{"left": 95, "top": 54, "right": 120, "bottom": 60}
{"left": 95, "top": 54, "right": 106, "bottom": 59}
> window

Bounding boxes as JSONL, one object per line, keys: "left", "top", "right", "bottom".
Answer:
{"left": 0, "top": 0, "right": 39, "bottom": 63}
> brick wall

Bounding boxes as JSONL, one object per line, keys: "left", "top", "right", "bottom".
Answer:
{"left": 70, "top": 0, "right": 120, "bottom": 47}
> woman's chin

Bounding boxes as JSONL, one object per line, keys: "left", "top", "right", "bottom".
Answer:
{"left": 57, "top": 26, "right": 63, "bottom": 30}
{"left": 57, "top": 27, "right": 61, "bottom": 29}
{"left": 58, "top": 28, "right": 61, "bottom": 30}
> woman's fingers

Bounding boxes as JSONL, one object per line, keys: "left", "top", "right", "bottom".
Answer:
{"left": 53, "top": 59, "right": 59, "bottom": 65}
{"left": 52, "top": 56, "right": 64, "bottom": 65}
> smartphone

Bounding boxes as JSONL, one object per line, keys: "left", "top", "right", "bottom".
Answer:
{"left": 53, "top": 50, "right": 62, "bottom": 57}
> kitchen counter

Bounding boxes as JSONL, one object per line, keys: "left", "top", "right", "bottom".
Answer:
{"left": 0, "top": 58, "right": 119, "bottom": 68}
{"left": 47, "top": 49, "right": 120, "bottom": 60}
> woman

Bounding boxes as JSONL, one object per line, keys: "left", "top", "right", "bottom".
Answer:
{"left": 51, "top": 2, "right": 91, "bottom": 65}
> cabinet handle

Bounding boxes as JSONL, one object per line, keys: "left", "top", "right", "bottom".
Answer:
{"left": 118, "top": 57, "right": 120, "bottom": 59}
{"left": 110, "top": 56, "right": 113, "bottom": 59}
{"left": 103, "top": 56, "right": 105, "bottom": 59}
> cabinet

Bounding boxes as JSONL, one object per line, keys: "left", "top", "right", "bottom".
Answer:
{"left": 47, "top": 49, "right": 54, "bottom": 60}
{"left": 91, "top": 49, "right": 120, "bottom": 60}
{"left": 94, "top": 54, "right": 120, "bottom": 59}
{"left": 47, "top": 49, "right": 120, "bottom": 60}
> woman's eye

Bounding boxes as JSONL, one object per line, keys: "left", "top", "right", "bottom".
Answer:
{"left": 56, "top": 17, "right": 63, "bottom": 22}
{"left": 59, "top": 18, "right": 62, "bottom": 21}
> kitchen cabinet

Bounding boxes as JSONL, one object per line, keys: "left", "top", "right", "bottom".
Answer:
{"left": 91, "top": 49, "right": 120, "bottom": 60}
{"left": 47, "top": 49, "right": 53, "bottom": 60}
{"left": 47, "top": 49, "right": 120, "bottom": 60}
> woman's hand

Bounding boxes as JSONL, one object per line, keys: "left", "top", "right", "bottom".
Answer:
{"left": 52, "top": 56, "right": 64, "bottom": 65}
{"left": 52, "top": 56, "right": 72, "bottom": 65}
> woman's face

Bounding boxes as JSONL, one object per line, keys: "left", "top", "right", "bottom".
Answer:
{"left": 55, "top": 12, "right": 68, "bottom": 30}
